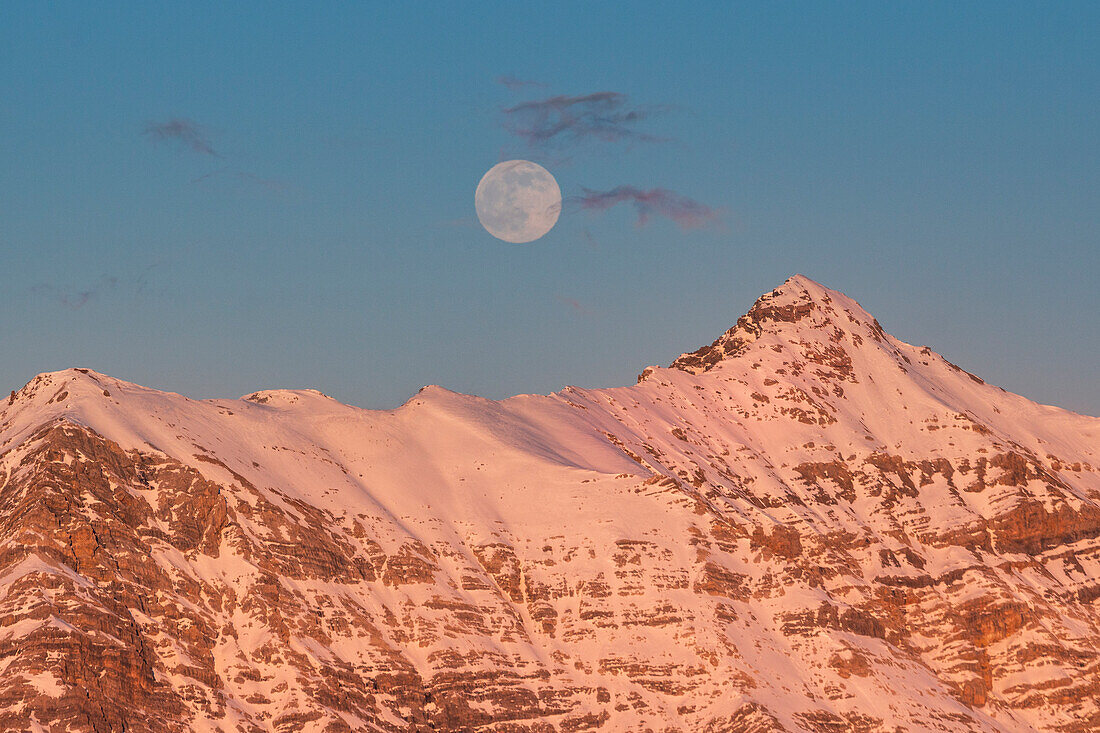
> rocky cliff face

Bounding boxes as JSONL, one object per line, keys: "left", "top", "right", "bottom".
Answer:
{"left": 1, "top": 275, "right": 1098, "bottom": 732}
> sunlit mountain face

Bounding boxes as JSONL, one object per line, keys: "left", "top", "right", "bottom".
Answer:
{"left": 1, "top": 276, "right": 1098, "bottom": 732}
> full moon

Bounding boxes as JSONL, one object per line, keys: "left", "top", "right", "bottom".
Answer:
{"left": 475, "top": 160, "right": 561, "bottom": 243}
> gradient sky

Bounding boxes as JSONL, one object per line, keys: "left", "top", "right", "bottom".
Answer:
{"left": 3, "top": 2, "right": 1098, "bottom": 415}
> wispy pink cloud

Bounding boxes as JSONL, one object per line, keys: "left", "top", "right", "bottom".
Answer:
{"left": 555, "top": 295, "right": 590, "bottom": 316}
{"left": 574, "top": 186, "right": 723, "bottom": 230}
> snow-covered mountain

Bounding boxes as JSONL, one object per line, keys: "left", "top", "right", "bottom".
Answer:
{"left": 1, "top": 275, "right": 1098, "bottom": 732}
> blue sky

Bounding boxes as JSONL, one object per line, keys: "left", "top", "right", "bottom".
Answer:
{"left": 3, "top": 2, "right": 1098, "bottom": 414}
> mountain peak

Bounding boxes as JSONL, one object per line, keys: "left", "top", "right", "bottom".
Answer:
{"left": 772, "top": 272, "right": 829, "bottom": 298}
{"left": 3, "top": 280, "right": 1100, "bottom": 731}
{"left": 7, "top": 368, "right": 120, "bottom": 407}
{"left": 669, "top": 274, "right": 885, "bottom": 374}
{"left": 241, "top": 388, "right": 336, "bottom": 407}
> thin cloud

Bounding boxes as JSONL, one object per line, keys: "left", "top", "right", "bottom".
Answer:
{"left": 30, "top": 275, "right": 119, "bottom": 309}
{"left": 502, "top": 92, "right": 667, "bottom": 152}
{"left": 555, "top": 295, "right": 590, "bottom": 316}
{"left": 437, "top": 216, "right": 478, "bottom": 229}
{"left": 29, "top": 262, "right": 166, "bottom": 308}
{"left": 191, "top": 168, "right": 290, "bottom": 193}
{"left": 497, "top": 75, "right": 548, "bottom": 92}
{"left": 574, "top": 186, "right": 723, "bottom": 230}
{"left": 131, "top": 260, "right": 166, "bottom": 296}
{"left": 144, "top": 118, "right": 219, "bottom": 156}
{"left": 144, "top": 118, "right": 293, "bottom": 194}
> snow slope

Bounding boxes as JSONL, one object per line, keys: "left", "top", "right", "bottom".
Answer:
{"left": 0, "top": 275, "right": 1097, "bottom": 732}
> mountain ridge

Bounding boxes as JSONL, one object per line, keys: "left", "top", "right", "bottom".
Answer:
{"left": 7, "top": 274, "right": 1094, "bottom": 420}
{"left": 0, "top": 276, "right": 1098, "bottom": 732}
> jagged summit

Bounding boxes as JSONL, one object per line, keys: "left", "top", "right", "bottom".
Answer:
{"left": 670, "top": 274, "right": 887, "bottom": 375}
